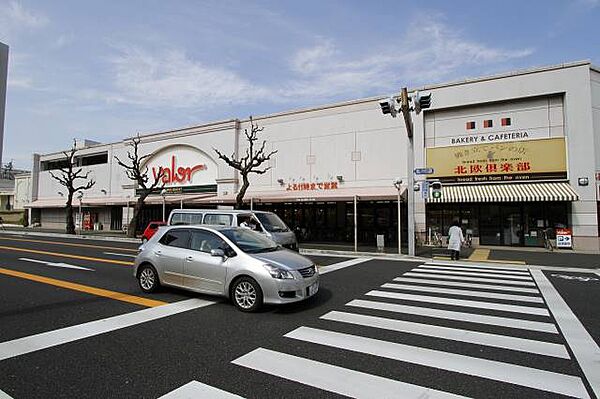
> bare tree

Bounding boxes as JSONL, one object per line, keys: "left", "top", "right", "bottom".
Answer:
{"left": 214, "top": 117, "right": 277, "bottom": 209}
{"left": 48, "top": 140, "right": 96, "bottom": 234}
{"left": 115, "top": 133, "right": 165, "bottom": 238}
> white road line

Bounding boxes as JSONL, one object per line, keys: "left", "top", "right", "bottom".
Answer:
{"left": 426, "top": 260, "right": 526, "bottom": 270}
{"left": 346, "top": 299, "right": 558, "bottom": 334}
{"left": 418, "top": 264, "right": 530, "bottom": 276}
{"left": 321, "top": 311, "right": 569, "bottom": 359}
{"left": 232, "top": 348, "right": 468, "bottom": 399}
{"left": 393, "top": 277, "right": 540, "bottom": 294}
{"left": 103, "top": 252, "right": 137, "bottom": 258}
{"left": 159, "top": 381, "right": 244, "bottom": 399}
{"left": 0, "top": 389, "right": 13, "bottom": 399}
{"left": 285, "top": 327, "right": 589, "bottom": 399}
{"left": 366, "top": 290, "right": 550, "bottom": 316}
{"left": 531, "top": 269, "right": 600, "bottom": 398}
{"left": 18, "top": 257, "right": 95, "bottom": 271}
{"left": 0, "top": 298, "right": 215, "bottom": 361}
{"left": 404, "top": 272, "right": 537, "bottom": 287}
{"left": 381, "top": 283, "right": 543, "bottom": 303}
{"left": 412, "top": 268, "right": 533, "bottom": 280}
{"left": 318, "top": 258, "right": 372, "bottom": 275}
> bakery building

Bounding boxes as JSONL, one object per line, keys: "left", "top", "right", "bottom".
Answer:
{"left": 27, "top": 60, "right": 600, "bottom": 251}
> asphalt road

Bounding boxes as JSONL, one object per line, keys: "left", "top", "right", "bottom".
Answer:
{"left": 0, "top": 233, "right": 598, "bottom": 399}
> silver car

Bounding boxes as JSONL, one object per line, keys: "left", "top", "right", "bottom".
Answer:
{"left": 133, "top": 225, "right": 319, "bottom": 312}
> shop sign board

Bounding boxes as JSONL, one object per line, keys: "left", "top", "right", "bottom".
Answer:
{"left": 141, "top": 145, "right": 217, "bottom": 188}
{"left": 286, "top": 181, "right": 339, "bottom": 191}
{"left": 556, "top": 228, "right": 572, "bottom": 249}
{"left": 425, "top": 137, "right": 567, "bottom": 183}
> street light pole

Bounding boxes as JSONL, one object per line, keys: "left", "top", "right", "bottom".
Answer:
{"left": 407, "top": 138, "right": 415, "bottom": 256}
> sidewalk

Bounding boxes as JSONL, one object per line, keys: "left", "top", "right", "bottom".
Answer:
{"left": 1, "top": 226, "right": 598, "bottom": 268}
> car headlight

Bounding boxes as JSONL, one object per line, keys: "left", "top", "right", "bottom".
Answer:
{"left": 263, "top": 264, "right": 295, "bottom": 279}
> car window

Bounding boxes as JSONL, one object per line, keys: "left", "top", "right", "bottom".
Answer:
{"left": 203, "top": 214, "right": 233, "bottom": 226}
{"left": 190, "top": 214, "right": 203, "bottom": 224}
{"left": 221, "top": 228, "right": 279, "bottom": 253}
{"left": 170, "top": 213, "right": 186, "bottom": 225}
{"left": 190, "top": 230, "right": 227, "bottom": 253}
{"left": 149, "top": 223, "right": 158, "bottom": 229}
{"left": 159, "top": 229, "right": 190, "bottom": 248}
{"left": 255, "top": 213, "right": 290, "bottom": 232}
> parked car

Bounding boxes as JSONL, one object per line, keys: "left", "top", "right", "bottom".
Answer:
{"left": 134, "top": 225, "right": 319, "bottom": 312}
{"left": 167, "top": 209, "right": 298, "bottom": 251}
{"left": 141, "top": 221, "right": 167, "bottom": 243}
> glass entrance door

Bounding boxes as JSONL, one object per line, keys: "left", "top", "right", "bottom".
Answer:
{"left": 502, "top": 205, "right": 523, "bottom": 246}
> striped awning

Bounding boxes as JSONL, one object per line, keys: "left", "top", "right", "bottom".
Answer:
{"left": 427, "top": 182, "right": 579, "bottom": 203}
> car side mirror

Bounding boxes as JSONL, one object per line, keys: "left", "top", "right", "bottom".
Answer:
{"left": 210, "top": 249, "right": 225, "bottom": 257}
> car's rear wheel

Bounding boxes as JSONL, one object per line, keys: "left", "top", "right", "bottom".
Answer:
{"left": 232, "top": 277, "right": 263, "bottom": 312}
{"left": 138, "top": 264, "right": 159, "bottom": 293}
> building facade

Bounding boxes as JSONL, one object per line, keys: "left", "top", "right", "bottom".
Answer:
{"left": 0, "top": 42, "right": 8, "bottom": 166}
{"left": 27, "top": 61, "right": 600, "bottom": 251}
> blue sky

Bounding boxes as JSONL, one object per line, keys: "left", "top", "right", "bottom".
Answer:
{"left": 1, "top": 0, "right": 599, "bottom": 168}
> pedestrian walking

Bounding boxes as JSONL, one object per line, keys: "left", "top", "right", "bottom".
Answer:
{"left": 448, "top": 220, "right": 464, "bottom": 260}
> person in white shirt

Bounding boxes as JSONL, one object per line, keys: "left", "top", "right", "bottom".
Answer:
{"left": 448, "top": 220, "right": 465, "bottom": 260}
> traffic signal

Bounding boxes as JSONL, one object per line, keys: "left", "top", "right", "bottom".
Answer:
{"left": 430, "top": 181, "right": 442, "bottom": 199}
{"left": 412, "top": 91, "right": 432, "bottom": 115}
{"left": 379, "top": 97, "right": 397, "bottom": 118}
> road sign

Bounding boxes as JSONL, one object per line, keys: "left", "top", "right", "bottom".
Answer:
{"left": 414, "top": 167, "right": 434, "bottom": 175}
{"left": 421, "top": 181, "right": 430, "bottom": 199}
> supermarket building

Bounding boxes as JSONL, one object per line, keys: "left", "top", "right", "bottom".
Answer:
{"left": 27, "top": 61, "right": 600, "bottom": 251}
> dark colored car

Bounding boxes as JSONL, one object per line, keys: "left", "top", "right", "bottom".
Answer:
{"left": 141, "top": 221, "right": 166, "bottom": 243}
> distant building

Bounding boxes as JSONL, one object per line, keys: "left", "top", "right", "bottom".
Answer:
{"left": 0, "top": 42, "right": 7, "bottom": 166}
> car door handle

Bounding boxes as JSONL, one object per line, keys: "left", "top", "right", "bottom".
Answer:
{"left": 154, "top": 250, "right": 162, "bottom": 256}
{"left": 185, "top": 256, "right": 194, "bottom": 262}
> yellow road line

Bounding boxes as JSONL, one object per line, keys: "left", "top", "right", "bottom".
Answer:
{"left": 468, "top": 249, "right": 491, "bottom": 261}
{"left": 0, "top": 245, "right": 134, "bottom": 266}
{"left": 0, "top": 236, "right": 138, "bottom": 252}
{"left": 0, "top": 267, "right": 166, "bottom": 307}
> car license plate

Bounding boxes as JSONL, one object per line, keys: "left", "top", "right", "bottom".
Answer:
{"left": 307, "top": 281, "right": 319, "bottom": 296}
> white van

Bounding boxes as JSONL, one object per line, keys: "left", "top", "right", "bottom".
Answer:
{"left": 167, "top": 209, "right": 298, "bottom": 251}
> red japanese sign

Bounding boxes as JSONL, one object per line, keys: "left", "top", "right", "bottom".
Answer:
{"left": 286, "top": 181, "right": 339, "bottom": 191}
{"left": 152, "top": 155, "right": 207, "bottom": 185}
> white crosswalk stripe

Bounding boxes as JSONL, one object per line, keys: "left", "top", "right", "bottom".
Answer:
{"left": 381, "top": 283, "right": 544, "bottom": 303}
{"left": 393, "top": 276, "right": 540, "bottom": 293}
{"left": 159, "top": 381, "right": 245, "bottom": 398}
{"left": 426, "top": 260, "right": 525, "bottom": 270}
{"left": 411, "top": 268, "right": 533, "bottom": 280}
{"left": 366, "top": 290, "right": 550, "bottom": 316}
{"left": 346, "top": 299, "right": 559, "bottom": 333}
{"left": 233, "top": 348, "right": 469, "bottom": 399}
{"left": 284, "top": 327, "right": 589, "bottom": 398}
{"left": 404, "top": 272, "right": 537, "bottom": 286}
{"left": 228, "top": 262, "right": 592, "bottom": 398}
{"left": 321, "top": 311, "right": 569, "bottom": 358}
{"left": 418, "top": 264, "right": 530, "bottom": 276}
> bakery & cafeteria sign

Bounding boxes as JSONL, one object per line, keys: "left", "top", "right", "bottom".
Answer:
{"left": 426, "top": 137, "right": 567, "bottom": 183}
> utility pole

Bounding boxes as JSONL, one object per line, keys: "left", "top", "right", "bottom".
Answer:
{"left": 379, "top": 88, "right": 431, "bottom": 257}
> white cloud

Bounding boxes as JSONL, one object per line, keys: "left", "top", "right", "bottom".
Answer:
{"left": 105, "top": 46, "right": 272, "bottom": 109}
{"left": 282, "top": 17, "right": 534, "bottom": 100}
{"left": 0, "top": 1, "right": 48, "bottom": 39}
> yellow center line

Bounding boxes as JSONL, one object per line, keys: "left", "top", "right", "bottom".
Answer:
{"left": 0, "top": 236, "right": 139, "bottom": 253}
{"left": 0, "top": 245, "right": 134, "bottom": 266}
{"left": 0, "top": 267, "right": 166, "bottom": 308}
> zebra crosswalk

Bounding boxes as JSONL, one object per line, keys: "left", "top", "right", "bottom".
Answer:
{"left": 164, "top": 260, "right": 596, "bottom": 398}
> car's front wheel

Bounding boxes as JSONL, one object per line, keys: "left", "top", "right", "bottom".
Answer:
{"left": 138, "top": 264, "right": 160, "bottom": 293}
{"left": 232, "top": 277, "right": 263, "bottom": 312}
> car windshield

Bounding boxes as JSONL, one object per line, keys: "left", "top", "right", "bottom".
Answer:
{"left": 221, "top": 228, "right": 280, "bottom": 253}
{"left": 255, "top": 213, "right": 289, "bottom": 232}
